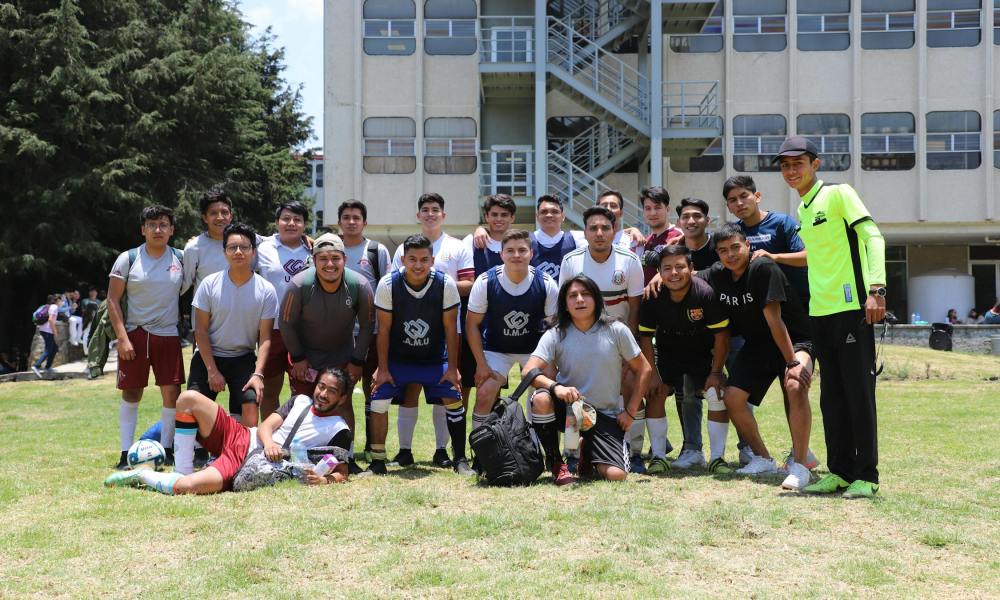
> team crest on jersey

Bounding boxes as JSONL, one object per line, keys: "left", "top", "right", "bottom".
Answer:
{"left": 537, "top": 262, "right": 559, "bottom": 277}
{"left": 612, "top": 270, "right": 625, "bottom": 285}
{"left": 813, "top": 211, "right": 827, "bottom": 226}
{"left": 403, "top": 319, "right": 430, "bottom": 346}
{"left": 503, "top": 310, "right": 530, "bottom": 336}
{"left": 687, "top": 308, "right": 704, "bottom": 322}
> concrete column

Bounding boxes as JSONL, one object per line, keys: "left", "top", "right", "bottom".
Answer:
{"left": 650, "top": 0, "right": 664, "bottom": 186}
{"left": 534, "top": 3, "right": 547, "bottom": 196}
{"left": 983, "top": 2, "right": 994, "bottom": 221}
{"left": 916, "top": 0, "right": 928, "bottom": 221}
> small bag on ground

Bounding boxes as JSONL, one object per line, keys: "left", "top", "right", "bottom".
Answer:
{"left": 469, "top": 368, "right": 545, "bottom": 486}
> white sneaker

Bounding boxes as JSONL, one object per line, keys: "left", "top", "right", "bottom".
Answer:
{"left": 736, "top": 455, "right": 777, "bottom": 475}
{"left": 671, "top": 449, "right": 706, "bottom": 470}
{"left": 31, "top": 366, "right": 43, "bottom": 379}
{"left": 783, "top": 447, "right": 819, "bottom": 470}
{"left": 781, "top": 461, "right": 811, "bottom": 490}
{"left": 738, "top": 445, "right": 755, "bottom": 466}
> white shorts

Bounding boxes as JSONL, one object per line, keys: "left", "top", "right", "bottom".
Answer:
{"left": 484, "top": 351, "right": 532, "bottom": 383}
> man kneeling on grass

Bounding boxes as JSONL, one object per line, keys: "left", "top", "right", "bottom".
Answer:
{"left": 104, "top": 368, "right": 353, "bottom": 494}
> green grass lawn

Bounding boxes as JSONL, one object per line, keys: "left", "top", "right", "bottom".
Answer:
{"left": 1, "top": 345, "right": 998, "bottom": 598}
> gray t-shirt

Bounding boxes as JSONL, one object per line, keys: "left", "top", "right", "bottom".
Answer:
{"left": 109, "top": 245, "right": 186, "bottom": 336}
{"left": 256, "top": 234, "right": 312, "bottom": 329}
{"left": 344, "top": 238, "right": 392, "bottom": 335}
{"left": 182, "top": 233, "right": 229, "bottom": 297}
{"left": 531, "top": 320, "right": 641, "bottom": 415}
{"left": 192, "top": 270, "right": 278, "bottom": 357}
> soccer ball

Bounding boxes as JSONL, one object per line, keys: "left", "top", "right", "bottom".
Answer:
{"left": 127, "top": 439, "right": 166, "bottom": 470}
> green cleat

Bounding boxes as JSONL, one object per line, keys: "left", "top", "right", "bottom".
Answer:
{"left": 104, "top": 470, "right": 143, "bottom": 488}
{"left": 646, "top": 457, "right": 670, "bottom": 475}
{"left": 803, "top": 473, "right": 850, "bottom": 494}
{"left": 707, "top": 457, "right": 734, "bottom": 474}
{"left": 842, "top": 480, "right": 879, "bottom": 499}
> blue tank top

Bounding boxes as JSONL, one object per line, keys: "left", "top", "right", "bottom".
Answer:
{"left": 482, "top": 267, "right": 548, "bottom": 354}
{"left": 530, "top": 232, "right": 576, "bottom": 279}
{"left": 389, "top": 270, "right": 447, "bottom": 365}
{"left": 473, "top": 245, "right": 503, "bottom": 276}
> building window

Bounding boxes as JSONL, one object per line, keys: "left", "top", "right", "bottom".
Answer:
{"left": 993, "top": 110, "right": 999, "bottom": 168}
{"left": 798, "top": 0, "right": 850, "bottom": 51}
{"left": 926, "top": 110, "right": 981, "bottom": 170}
{"left": 797, "top": 114, "right": 851, "bottom": 170}
{"left": 861, "top": 0, "right": 915, "bottom": 48}
{"left": 669, "top": 3, "right": 724, "bottom": 53}
{"left": 733, "top": 0, "right": 787, "bottom": 52}
{"left": 424, "top": 0, "right": 477, "bottom": 55}
{"left": 315, "top": 163, "right": 324, "bottom": 188}
{"left": 424, "top": 117, "right": 477, "bottom": 174}
{"left": 733, "top": 114, "right": 786, "bottom": 172}
{"left": 363, "top": 117, "right": 416, "bottom": 174}
{"left": 861, "top": 112, "right": 916, "bottom": 170}
{"left": 885, "top": 245, "right": 908, "bottom": 321}
{"left": 363, "top": 0, "right": 416, "bottom": 55}
{"left": 670, "top": 137, "right": 725, "bottom": 172}
{"left": 927, "top": 0, "right": 981, "bottom": 48}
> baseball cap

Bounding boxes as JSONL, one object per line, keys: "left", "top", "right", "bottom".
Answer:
{"left": 312, "top": 232, "right": 345, "bottom": 256}
{"left": 771, "top": 136, "right": 819, "bottom": 164}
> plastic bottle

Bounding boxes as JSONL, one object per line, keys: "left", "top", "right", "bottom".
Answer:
{"left": 290, "top": 438, "right": 308, "bottom": 464}
{"left": 311, "top": 454, "right": 340, "bottom": 477}
{"left": 911, "top": 313, "right": 917, "bottom": 324}
{"left": 914, "top": 312, "right": 922, "bottom": 324}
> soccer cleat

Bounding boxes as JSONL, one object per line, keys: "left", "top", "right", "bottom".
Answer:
{"left": 193, "top": 448, "right": 211, "bottom": 470}
{"left": 781, "top": 462, "right": 811, "bottom": 491}
{"left": 389, "top": 449, "right": 414, "bottom": 467}
{"left": 842, "top": 480, "right": 879, "bottom": 499}
{"left": 104, "top": 470, "right": 143, "bottom": 488}
{"left": 671, "top": 449, "right": 707, "bottom": 470}
{"left": 431, "top": 448, "right": 453, "bottom": 469}
{"left": 646, "top": 457, "right": 670, "bottom": 475}
{"left": 629, "top": 455, "right": 647, "bottom": 474}
{"left": 803, "top": 473, "right": 850, "bottom": 494}
{"left": 552, "top": 461, "right": 575, "bottom": 486}
{"left": 163, "top": 448, "right": 174, "bottom": 468}
{"left": 738, "top": 445, "right": 755, "bottom": 466}
{"left": 367, "top": 459, "right": 387, "bottom": 475}
{"left": 708, "top": 457, "right": 734, "bottom": 474}
{"left": 453, "top": 458, "right": 475, "bottom": 476}
{"left": 347, "top": 459, "right": 363, "bottom": 475}
{"left": 115, "top": 451, "right": 130, "bottom": 470}
{"left": 783, "top": 447, "right": 819, "bottom": 470}
{"left": 736, "top": 455, "right": 777, "bottom": 475}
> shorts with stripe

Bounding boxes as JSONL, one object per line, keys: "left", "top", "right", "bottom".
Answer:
{"left": 372, "top": 361, "right": 462, "bottom": 405}
{"left": 117, "top": 327, "right": 185, "bottom": 390}
{"left": 582, "top": 411, "right": 628, "bottom": 474}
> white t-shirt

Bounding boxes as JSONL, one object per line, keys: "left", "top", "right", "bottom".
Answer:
{"left": 467, "top": 265, "right": 559, "bottom": 317}
{"left": 612, "top": 229, "right": 642, "bottom": 255}
{"left": 192, "top": 270, "right": 278, "bottom": 357}
{"left": 392, "top": 233, "right": 473, "bottom": 331}
{"left": 374, "top": 269, "right": 461, "bottom": 312}
{"left": 558, "top": 246, "right": 644, "bottom": 323}
{"left": 38, "top": 304, "right": 59, "bottom": 334}
{"left": 248, "top": 395, "right": 351, "bottom": 453}
{"left": 256, "top": 234, "right": 312, "bottom": 329}
{"left": 109, "top": 245, "right": 186, "bottom": 336}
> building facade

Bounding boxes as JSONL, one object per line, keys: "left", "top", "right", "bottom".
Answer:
{"left": 325, "top": 0, "right": 1000, "bottom": 319}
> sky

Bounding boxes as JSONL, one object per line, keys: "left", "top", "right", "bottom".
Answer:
{"left": 238, "top": 0, "right": 324, "bottom": 149}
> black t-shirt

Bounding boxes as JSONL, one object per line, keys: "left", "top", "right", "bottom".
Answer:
{"left": 689, "top": 234, "right": 717, "bottom": 272}
{"left": 639, "top": 276, "right": 729, "bottom": 363}
{"left": 701, "top": 257, "right": 810, "bottom": 343}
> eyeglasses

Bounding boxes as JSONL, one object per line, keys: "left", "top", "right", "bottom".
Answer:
{"left": 537, "top": 209, "right": 562, "bottom": 216}
{"left": 225, "top": 244, "right": 252, "bottom": 254}
{"left": 145, "top": 223, "right": 172, "bottom": 231}
{"left": 279, "top": 216, "right": 304, "bottom": 225}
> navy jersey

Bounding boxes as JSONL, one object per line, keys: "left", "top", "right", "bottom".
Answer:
{"left": 388, "top": 270, "right": 449, "bottom": 365}
{"left": 473, "top": 245, "right": 503, "bottom": 276}
{"left": 530, "top": 232, "right": 577, "bottom": 279}
{"left": 739, "top": 212, "right": 810, "bottom": 304}
{"left": 482, "top": 267, "right": 548, "bottom": 354}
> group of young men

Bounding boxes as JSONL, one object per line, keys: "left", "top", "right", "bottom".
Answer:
{"left": 104, "top": 135, "right": 886, "bottom": 500}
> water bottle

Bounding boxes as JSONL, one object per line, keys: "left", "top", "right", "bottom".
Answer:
{"left": 910, "top": 313, "right": 917, "bottom": 324}
{"left": 564, "top": 410, "right": 580, "bottom": 451}
{"left": 311, "top": 454, "right": 340, "bottom": 477}
{"left": 914, "top": 312, "right": 922, "bottom": 324}
{"left": 290, "top": 438, "right": 308, "bottom": 465}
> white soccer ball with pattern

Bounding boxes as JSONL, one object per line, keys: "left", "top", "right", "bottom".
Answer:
{"left": 127, "top": 439, "right": 166, "bottom": 469}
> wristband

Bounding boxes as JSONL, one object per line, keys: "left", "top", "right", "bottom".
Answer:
{"left": 623, "top": 408, "right": 635, "bottom": 419}
{"left": 710, "top": 370, "right": 723, "bottom": 376}
{"left": 548, "top": 382, "right": 560, "bottom": 398}
{"left": 252, "top": 372, "right": 265, "bottom": 380}
{"left": 784, "top": 360, "right": 800, "bottom": 370}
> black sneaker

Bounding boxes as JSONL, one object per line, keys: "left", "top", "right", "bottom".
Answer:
{"left": 193, "top": 448, "right": 210, "bottom": 469}
{"left": 432, "top": 448, "right": 453, "bottom": 469}
{"left": 115, "top": 451, "right": 129, "bottom": 470}
{"left": 347, "top": 459, "right": 363, "bottom": 475}
{"left": 367, "top": 459, "right": 387, "bottom": 475}
{"left": 390, "top": 449, "right": 414, "bottom": 467}
{"left": 163, "top": 448, "right": 174, "bottom": 468}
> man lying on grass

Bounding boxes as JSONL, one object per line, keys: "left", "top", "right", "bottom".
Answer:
{"left": 104, "top": 368, "right": 353, "bottom": 494}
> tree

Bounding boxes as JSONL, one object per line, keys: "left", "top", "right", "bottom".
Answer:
{"left": 0, "top": 0, "right": 313, "bottom": 359}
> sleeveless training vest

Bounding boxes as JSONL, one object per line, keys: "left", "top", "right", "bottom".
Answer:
{"left": 389, "top": 269, "right": 447, "bottom": 365}
{"left": 482, "top": 266, "right": 548, "bottom": 354}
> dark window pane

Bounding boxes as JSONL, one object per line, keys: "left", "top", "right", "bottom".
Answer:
{"left": 425, "top": 37, "right": 477, "bottom": 54}
{"left": 364, "top": 0, "right": 416, "bottom": 18}
{"left": 364, "top": 157, "right": 416, "bottom": 173}
{"left": 928, "top": 29, "right": 981, "bottom": 47}
{"left": 424, "top": 0, "right": 476, "bottom": 19}
{"left": 862, "top": 0, "right": 914, "bottom": 10}
{"left": 862, "top": 30, "right": 915, "bottom": 48}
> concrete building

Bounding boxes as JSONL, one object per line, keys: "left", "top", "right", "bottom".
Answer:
{"left": 324, "top": 0, "right": 1000, "bottom": 319}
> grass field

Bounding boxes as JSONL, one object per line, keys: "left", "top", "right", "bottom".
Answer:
{"left": 1, "top": 344, "right": 998, "bottom": 598}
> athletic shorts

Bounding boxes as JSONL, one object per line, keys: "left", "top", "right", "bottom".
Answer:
{"left": 188, "top": 352, "right": 258, "bottom": 416}
{"left": 484, "top": 351, "right": 532, "bottom": 383}
{"left": 728, "top": 339, "right": 813, "bottom": 406}
{"left": 117, "top": 327, "right": 185, "bottom": 390}
{"left": 197, "top": 405, "right": 252, "bottom": 491}
{"left": 261, "top": 329, "right": 289, "bottom": 378}
{"left": 372, "top": 361, "right": 462, "bottom": 405}
{"left": 581, "top": 411, "right": 629, "bottom": 475}
{"left": 459, "top": 336, "right": 477, "bottom": 389}
{"left": 656, "top": 359, "right": 710, "bottom": 394}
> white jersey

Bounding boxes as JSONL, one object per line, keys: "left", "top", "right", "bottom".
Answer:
{"left": 255, "top": 234, "right": 312, "bottom": 329}
{"left": 392, "top": 233, "right": 473, "bottom": 331}
{"left": 249, "top": 395, "right": 351, "bottom": 453}
{"left": 612, "top": 230, "right": 642, "bottom": 255}
{"left": 558, "top": 246, "right": 644, "bottom": 323}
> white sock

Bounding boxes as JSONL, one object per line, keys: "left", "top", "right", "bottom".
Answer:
{"left": 397, "top": 406, "right": 418, "bottom": 449}
{"left": 708, "top": 420, "right": 729, "bottom": 461}
{"left": 138, "top": 470, "right": 183, "bottom": 495}
{"left": 629, "top": 419, "right": 645, "bottom": 457}
{"left": 160, "top": 408, "right": 176, "bottom": 449}
{"left": 472, "top": 412, "right": 490, "bottom": 429}
{"left": 174, "top": 429, "right": 196, "bottom": 476}
{"left": 647, "top": 417, "right": 668, "bottom": 459}
{"left": 432, "top": 404, "right": 449, "bottom": 449}
{"left": 119, "top": 400, "right": 139, "bottom": 451}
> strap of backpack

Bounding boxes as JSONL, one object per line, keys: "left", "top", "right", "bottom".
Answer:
{"left": 511, "top": 368, "right": 545, "bottom": 402}
{"left": 280, "top": 399, "right": 313, "bottom": 451}
{"left": 344, "top": 269, "right": 361, "bottom": 314}
{"left": 300, "top": 267, "right": 317, "bottom": 305}
{"left": 366, "top": 240, "right": 381, "bottom": 282}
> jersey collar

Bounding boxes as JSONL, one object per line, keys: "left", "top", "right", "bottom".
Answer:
{"left": 801, "top": 179, "right": 825, "bottom": 209}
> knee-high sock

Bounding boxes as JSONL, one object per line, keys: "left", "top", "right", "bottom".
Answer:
{"left": 174, "top": 413, "right": 198, "bottom": 475}
{"left": 708, "top": 420, "right": 729, "bottom": 461}
{"left": 628, "top": 409, "right": 646, "bottom": 457}
{"left": 471, "top": 412, "right": 490, "bottom": 429}
{"left": 397, "top": 406, "right": 418, "bottom": 450}
{"left": 119, "top": 400, "right": 139, "bottom": 451}
{"left": 364, "top": 399, "right": 373, "bottom": 452}
{"left": 647, "top": 417, "right": 668, "bottom": 459}
{"left": 531, "top": 412, "right": 560, "bottom": 467}
{"left": 138, "top": 470, "right": 183, "bottom": 495}
{"left": 160, "top": 408, "right": 176, "bottom": 450}
{"left": 443, "top": 400, "right": 466, "bottom": 460}
{"left": 432, "top": 404, "right": 449, "bottom": 449}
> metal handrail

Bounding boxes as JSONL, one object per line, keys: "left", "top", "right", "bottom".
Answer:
{"left": 547, "top": 151, "right": 642, "bottom": 230}
{"left": 563, "top": 0, "right": 632, "bottom": 40}
{"left": 662, "top": 80, "right": 722, "bottom": 130}
{"left": 551, "top": 121, "right": 634, "bottom": 174}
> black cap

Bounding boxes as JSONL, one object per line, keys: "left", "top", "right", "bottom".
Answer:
{"left": 771, "top": 136, "right": 819, "bottom": 164}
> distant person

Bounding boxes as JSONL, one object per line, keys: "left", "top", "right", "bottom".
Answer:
{"left": 0, "top": 352, "right": 16, "bottom": 375}
{"left": 983, "top": 301, "right": 1000, "bottom": 325}
{"left": 81, "top": 287, "right": 101, "bottom": 348}
{"left": 946, "top": 309, "right": 960, "bottom": 325}
{"left": 61, "top": 288, "right": 84, "bottom": 346}
{"left": 31, "top": 294, "right": 62, "bottom": 377}
{"left": 964, "top": 309, "right": 984, "bottom": 324}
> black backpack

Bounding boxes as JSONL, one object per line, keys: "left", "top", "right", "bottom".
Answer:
{"left": 469, "top": 368, "right": 545, "bottom": 486}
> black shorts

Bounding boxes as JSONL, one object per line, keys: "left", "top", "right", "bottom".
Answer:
{"left": 582, "top": 411, "right": 629, "bottom": 474}
{"left": 459, "top": 335, "right": 477, "bottom": 390}
{"left": 656, "top": 359, "right": 710, "bottom": 393}
{"left": 728, "top": 339, "right": 813, "bottom": 406}
{"left": 188, "top": 352, "right": 258, "bottom": 416}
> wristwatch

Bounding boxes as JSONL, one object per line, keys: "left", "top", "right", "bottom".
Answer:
{"left": 869, "top": 286, "right": 887, "bottom": 298}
